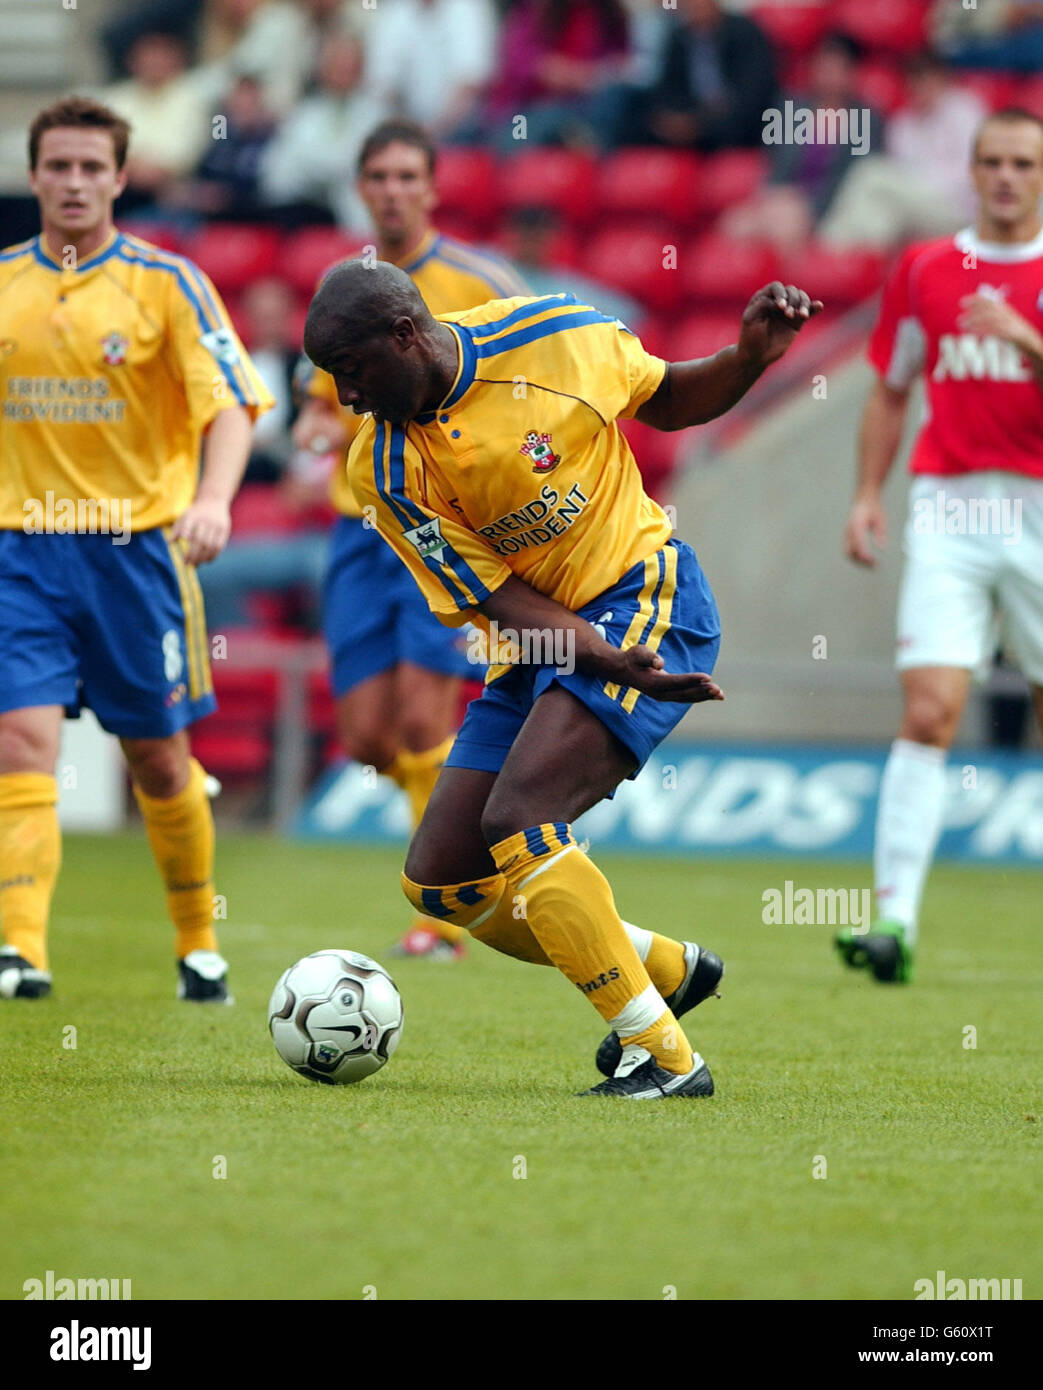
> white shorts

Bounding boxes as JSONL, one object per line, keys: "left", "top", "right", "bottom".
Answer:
{"left": 895, "top": 472, "right": 1043, "bottom": 684}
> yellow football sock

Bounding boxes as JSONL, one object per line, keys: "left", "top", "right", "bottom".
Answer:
{"left": 402, "top": 870, "right": 553, "bottom": 965}
{"left": 389, "top": 736, "right": 463, "bottom": 944}
{"left": 490, "top": 823, "right": 695, "bottom": 1074}
{"left": 0, "top": 773, "right": 60, "bottom": 971}
{"left": 133, "top": 757, "right": 217, "bottom": 958}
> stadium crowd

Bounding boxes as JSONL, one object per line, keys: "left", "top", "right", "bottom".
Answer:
{"left": 41, "top": 0, "right": 1042, "bottom": 788}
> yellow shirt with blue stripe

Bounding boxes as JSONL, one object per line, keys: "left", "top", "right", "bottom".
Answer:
{"left": 0, "top": 229, "right": 273, "bottom": 531}
{"left": 348, "top": 293, "right": 672, "bottom": 639}
{"left": 304, "top": 229, "right": 528, "bottom": 517}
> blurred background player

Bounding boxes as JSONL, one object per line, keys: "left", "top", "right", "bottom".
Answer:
{"left": 292, "top": 119, "right": 528, "bottom": 959}
{"left": 0, "top": 96, "right": 272, "bottom": 1001}
{"left": 836, "top": 108, "right": 1043, "bottom": 984}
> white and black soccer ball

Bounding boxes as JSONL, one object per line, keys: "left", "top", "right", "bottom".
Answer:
{"left": 268, "top": 950, "right": 403, "bottom": 1085}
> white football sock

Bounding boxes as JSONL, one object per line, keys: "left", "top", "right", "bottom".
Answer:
{"left": 874, "top": 738, "right": 948, "bottom": 946}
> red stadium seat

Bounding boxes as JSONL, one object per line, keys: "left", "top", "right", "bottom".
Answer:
{"left": 960, "top": 71, "right": 1022, "bottom": 112}
{"left": 432, "top": 210, "right": 485, "bottom": 243}
{"left": 596, "top": 148, "right": 703, "bottom": 228}
{"left": 585, "top": 223, "right": 684, "bottom": 313}
{"left": 751, "top": 4, "right": 829, "bottom": 53}
{"left": 834, "top": 0, "right": 928, "bottom": 54}
{"left": 119, "top": 220, "right": 184, "bottom": 253}
{"left": 667, "top": 312, "right": 741, "bottom": 363}
{"left": 498, "top": 149, "right": 599, "bottom": 226}
{"left": 190, "top": 728, "right": 271, "bottom": 778}
{"left": 696, "top": 150, "right": 769, "bottom": 216}
{"left": 182, "top": 223, "right": 282, "bottom": 292}
{"left": 1017, "top": 75, "right": 1043, "bottom": 119}
{"left": 681, "top": 232, "right": 779, "bottom": 307}
{"left": 854, "top": 60, "right": 908, "bottom": 117}
{"left": 436, "top": 147, "right": 501, "bottom": 232}
{"left": 780, "top": 243, "right": 886, "bottom": 305}
{"left": 280, "top": 226, "right": 366, "bottom": 296}
{"left": 230, "top": 484, "right": 307, "bottom": 536}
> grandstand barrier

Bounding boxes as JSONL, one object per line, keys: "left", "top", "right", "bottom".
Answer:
{"left": 293, "top": 741, "right": 1043, "bottom": 865}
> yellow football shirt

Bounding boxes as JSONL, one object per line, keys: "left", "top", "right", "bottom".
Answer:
{"left": 0, "top": 229, "right": 273, "bottom": 531}
{"left": 349, "top": 294, "right": 671, "bottom": 631}
{"left": 304, "top": 229, "right": 529, "bottom": 517}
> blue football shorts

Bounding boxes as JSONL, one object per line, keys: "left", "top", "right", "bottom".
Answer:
{"left": 445, "top": 537, "right": 721, "bottom": 777}
{"left": 322, "top": 515, "right": 474, "bottom": 698}
{"left": 0, "top": 527, "right": 216, "bottom": 737}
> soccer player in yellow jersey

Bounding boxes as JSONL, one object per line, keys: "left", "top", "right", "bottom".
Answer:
{"left": 293, "top": 120, "right": 528, "bottom": 960}
{"left": 304, "top": 262, "right": 821, "bottom": 1097}
{"left": 0, "top": 97, "right": 272, "bottom": 1002}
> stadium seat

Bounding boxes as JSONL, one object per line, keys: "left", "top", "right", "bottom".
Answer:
{"left": 230, "top": 484, "right": 306, "bottom": 536}
{"left": 596, "top": 148, "right": 703, "bottom": 228}
{"left": 182, "top": 223, "right": 282, "bottom": 292}
{"left": 681, "top": 232, "right": 779, "bottom": 307}
{"left": 854, "top": 60, "right": 908, "bottom": 117}
{"left": 1018, "top": 75, "right": 1043, "bottom": 118}
{"left": 667, "top": 312, "right": 742, "bottom": 363}
{"left": 435, "top": 147, "right": 501, "bottom": 232}
{"left": 750, "top": 4, "right": 829, "bottom": 53}
{"left": 498, "top": 149, "right": 599, "bottom": 226}
{"left": 280, "top": 226, "right": 366, "bottom": 296}
{"left": 585, "top": 223, "right": 683, "bottom": 313}
{"left": 119, "top": 220, "right": 184, "bottom": 253}
{"left": 960, "top": 72, "right": 1022, "bottom": 112}
{"left": 834, "top": 0, "right": 928, "bottom": 54}
{"left": 190, "top": 728, "right": 272, "bottom": 779}
{"left": 696, "top": 150, "right": 769, "bottom": 216}
{"left": 780, "top": 243, "right": 886, "bottom": 305}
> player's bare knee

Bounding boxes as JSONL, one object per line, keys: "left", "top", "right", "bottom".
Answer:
{"left": 122, "top": 737, "right": 189, "bottom": 798}
{"left": 0, "top": 715, "right": 59, "bottom": 775}
{"left": 397, "top": 712, "right": 446, "bottom": 755}
{"left": 900, "top": 691, "right": 960, "bottom": 748}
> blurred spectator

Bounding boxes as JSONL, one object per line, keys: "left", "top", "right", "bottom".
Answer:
{"left": 484, "top": 1, "right": 632, "bottom": 152}
{"left": 932, "top": 0, "right": 1043, "bottom": 73}
{"left": 639, "top": 0, "right": 778, "bottom": 151}
{"left": 501, "top": 206, "right": 643, "bottom": 324}
{"left": 166, "top": 75, "right": 277, "bottom": 219}
{"left": 102, "top": 32, "right": 211, "bottom": 212}
{"left": 100, "top": 0, "right": 203, "bottom": 79}
{"left": 237, "top": 277, "right": 300, "bottom": 482}
{"left": 258, "top": 34, "right": 385, "bottom": 230}
{"left": 820, "top": 51, "right": 985, "bottom": 250}
{"left": 722, "top": 34, "right": 884, "bottom": 257}
{"left": 192, "top": 0, "right": 329, "bottom": 117}
{"left": 367, "top": 0, "right": 497, "bottom": 137}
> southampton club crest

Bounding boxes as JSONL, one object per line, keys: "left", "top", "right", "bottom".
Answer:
{"left": 403, "top": 517, "right": 447, "bottom": 564}
{"left": 101, "top": 331, "right": 129, "bottom": 366}
{"left": 520, "top": 430, "right": 561, "bottom": 473}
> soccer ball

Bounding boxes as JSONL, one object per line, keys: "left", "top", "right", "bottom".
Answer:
{"left": 268, "top": 950, "right": 403, "bottom": 1085}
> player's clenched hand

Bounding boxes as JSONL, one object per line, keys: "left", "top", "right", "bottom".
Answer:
{"left": 171, "top": 496, "right": 232, "bottom": 565}
{"left": 957, "top": 293, "right": 1043, "bottom": 360}
{"left": 611, "top": 645, "right": 724, "bottom": 704}
{"left": 738, "top": 282, "right": 824, "bottom": 368}
{"left": 845, "top": 494, "right": 887, "bottom": 567}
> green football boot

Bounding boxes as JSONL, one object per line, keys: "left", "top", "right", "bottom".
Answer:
{"left": 834, "top": 920, "right": 914, "bottom": 984}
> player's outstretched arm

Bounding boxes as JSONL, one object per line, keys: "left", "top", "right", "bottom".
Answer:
{"left": 479, "top": 574, "right": 723, "bottom": 705}
{"left": 634, "top": 282, "right": 823, "bottom": 431}
{"left": 172, "top": 404, "right": 253, "bottom": 565}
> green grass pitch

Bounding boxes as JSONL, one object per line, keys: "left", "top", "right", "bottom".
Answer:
{"left": 2, "top": 833, "right": 1040, "bottom": 1301}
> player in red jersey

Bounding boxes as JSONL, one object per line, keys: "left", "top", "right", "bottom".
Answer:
{"left": 837, "top": 108, "right": 1043, "bottom": 983}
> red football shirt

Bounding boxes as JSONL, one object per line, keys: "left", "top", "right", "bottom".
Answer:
{"left": 868, "top": 226, "right": 1043, "bottom": 478}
